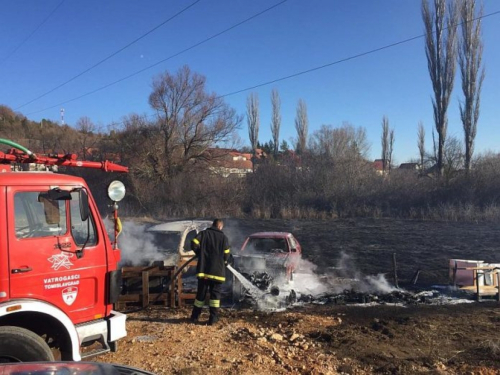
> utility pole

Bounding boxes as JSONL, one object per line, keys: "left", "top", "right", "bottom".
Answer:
{"left": 60, "top": 108, "right": 65, "bottom": 125}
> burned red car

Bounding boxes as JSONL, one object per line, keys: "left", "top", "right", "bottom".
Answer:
{"left": 238, "top": 232, "right": 302, "bottom": 281}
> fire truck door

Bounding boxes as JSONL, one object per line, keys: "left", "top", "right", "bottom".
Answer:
{"left": 7, "top": 187, "right": 107, "bottom": 323}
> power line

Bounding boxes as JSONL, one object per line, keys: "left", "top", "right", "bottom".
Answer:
{"left": 0, "top": 0, "right": 65, "bottom": 65}
{"left": 220, "top": 36, "right": 426, "bottom": 98}
{"left": 28, "top": 7, "right": 500, "bottom": 125}
{"left": 220, "top": 9, "right": 500, "bottom": 99}
{"left": 16, "top": 0, "right": 201, "bottom": 110}
{"left": 26, "top": 0, "right": 289, "bottom": 116}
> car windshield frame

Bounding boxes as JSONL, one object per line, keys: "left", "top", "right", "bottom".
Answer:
{"left": 245, "top": 237, "right": 289, "bottom": 254}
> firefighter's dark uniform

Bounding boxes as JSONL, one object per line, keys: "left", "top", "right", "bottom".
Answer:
{"left": 190, "top": 226, "right": 230, "bottom": 325}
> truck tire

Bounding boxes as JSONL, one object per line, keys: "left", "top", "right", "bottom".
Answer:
{"left": 0, "top": 326, "right": 55, "bottom": 362}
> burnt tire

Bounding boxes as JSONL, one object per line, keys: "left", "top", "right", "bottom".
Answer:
{"left": 0, "top": 326, "right": 55, "bottom": 362}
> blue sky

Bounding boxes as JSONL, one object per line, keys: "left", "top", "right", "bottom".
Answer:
{"left": 1, "top": 0, "right": 499, "bottom": 164}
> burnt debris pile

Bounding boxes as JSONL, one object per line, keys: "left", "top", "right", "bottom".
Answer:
{"left": 299, "top": 289, "right": 427, "bottom": 305}
{"left": 298, "top": 288, "right": 474, "bottom": 306}
{"left": 234, "top": 270, "right": 476, "bottom": 308}
{"left": 243, "top": 271, "right": 274, "bottom": 290}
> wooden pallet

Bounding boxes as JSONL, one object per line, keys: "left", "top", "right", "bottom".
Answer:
{"left": 177, "top": 258, "right": 198, "bottom": 307}
{"left": 115, "top": 265, "right": 176, "bottom": 310}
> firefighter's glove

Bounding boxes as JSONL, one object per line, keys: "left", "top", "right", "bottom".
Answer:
{"left": 225, "top": 254, "right": 234, "bottom": 267}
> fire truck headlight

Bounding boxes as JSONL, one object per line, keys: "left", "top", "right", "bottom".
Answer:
{"left": 108, "top": 180, "right": 126, "bottom": 202}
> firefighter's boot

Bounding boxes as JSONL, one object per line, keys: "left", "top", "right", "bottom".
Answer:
{"left": 208, "top": 307, "right": 219, "bottom": 326}
{"left": 190, "top": 306, "right": 202, "bottom": 323}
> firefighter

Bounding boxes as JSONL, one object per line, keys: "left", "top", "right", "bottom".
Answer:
{"left": 190, "top": 219, "right": 231, "bottom": 325}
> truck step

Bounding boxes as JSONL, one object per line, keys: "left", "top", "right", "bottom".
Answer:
{"left": 81, "top": 347, "right": 110, "bottom": 359}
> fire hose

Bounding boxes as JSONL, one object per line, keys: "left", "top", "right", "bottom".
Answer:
{"left": 122, "top": 254, "right": 198, "bottom": 314}
{"left": 0, "top": 138, "right": 35, "bottom": 156}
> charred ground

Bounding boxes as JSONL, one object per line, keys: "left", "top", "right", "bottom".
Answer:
{"left": 224, "top": 218, "right": 500, "bottom": 286}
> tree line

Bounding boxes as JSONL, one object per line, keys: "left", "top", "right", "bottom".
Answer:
{"left": 245, "top": 0, "right": 485, "bottom": 176}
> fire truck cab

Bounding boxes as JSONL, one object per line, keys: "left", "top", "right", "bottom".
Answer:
{"left": 0, "top": 150, "right": 127, "bottom": 362}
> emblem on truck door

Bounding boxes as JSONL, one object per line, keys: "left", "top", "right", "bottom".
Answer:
{"left": 62, "top": 286, "right": 78, "bottom": 306}
{"left": 48, "top": 253, "right": 74, "bottom": 270}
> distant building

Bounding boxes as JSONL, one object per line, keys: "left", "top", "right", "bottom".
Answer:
{"left": 206, "top": 148, "right": 267, "bottom": 178}
{"left": 372, "top": 159, "right": 386, "bottom": 176}
{"left": 399, "top": 162, "right": 420, "bottom": 171}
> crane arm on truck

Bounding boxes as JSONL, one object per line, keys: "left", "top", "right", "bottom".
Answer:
{"left": 0, "top": 138, "right": 128, "bottom": 173}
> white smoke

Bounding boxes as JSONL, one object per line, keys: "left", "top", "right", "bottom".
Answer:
{"left": 105, "top": 219, "right": 178, "bottom": 267}
{"left": 360, "top": 274, "right": 397, "bottom": 294}
{"left": 288, "top": 258, "right": 330, "bottom": 295}
{"left": 232, "top": 249, "right": 400, "bottom": 311}
{"left": 284, "top": 252, "right": 398, "bottom": 300}
{"left": 328, "top": 252, "right": 398, "bottom": 294}
{"left": 221, "top": 219, "right": 247, "bottom": 253}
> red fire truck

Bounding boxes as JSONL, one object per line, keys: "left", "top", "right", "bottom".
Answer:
{"left": 0, "top": 139, "right": 128, "bottom": 362}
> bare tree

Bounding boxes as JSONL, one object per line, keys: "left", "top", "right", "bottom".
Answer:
{"left": 428, "top": 131, "right": 464, "bottom": 178}
{"left": 76, "top": 116, "right": 95, "bottom": 134}
{"left": 310, "top": 125, "right": 335, "bottom": 158}
{"left": 347, "top": 122, "right": 371, "bottom": 159}
{"left": 75, "top": 116, "right": 98, "bottom": 160}
{"left": 148, "top": 65, "right": 241, "bottom": 179}
{"left": 459, "top": 0, "right": 485, "bottom": 171}
{"left": 418, "top": 121, "right": 426, "bottom": 171}
{"left": 422, "top": 0, "right": 459, "bottom": 176}
{"left": 443, "top": 135, "right": 465, "bottom": 178}
{"left": 270, "top": 89, "right": 281, "bottom": 158}
{"left": 381, "top": 116, "right": 389, "bottom": 172}
{"left": 310, "top": 122, "right": 370, "bottom": 160}
{"left": 246, "top": 92, "right": 260, "bottom": 170}
{"left": 388, "top": 129, "right": 395, "bottom": 171}
{"left": 381, "top": 116, "right": 395, "bottom": 173}
{"left": 295, "top": 99, "right": 308, "bottom": 154}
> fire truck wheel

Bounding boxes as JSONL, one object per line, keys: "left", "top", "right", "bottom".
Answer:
{"left": 0, "top": 326, "right": 55, "bottom": 362}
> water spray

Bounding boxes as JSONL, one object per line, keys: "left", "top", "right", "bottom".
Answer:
{"left": 227, "top": 264, "right": 266, "bottom": 299}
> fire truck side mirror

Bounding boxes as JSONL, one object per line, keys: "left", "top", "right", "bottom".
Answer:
{"left": 79, "top": 189, "right": 90, "bottom": 222}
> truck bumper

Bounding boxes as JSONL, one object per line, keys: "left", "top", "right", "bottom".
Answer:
{"left": 75, "top": 310, "right": 127, "bottom": 357}
{"left": 108, "top": 310, "right": 127, "bottom": 342}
